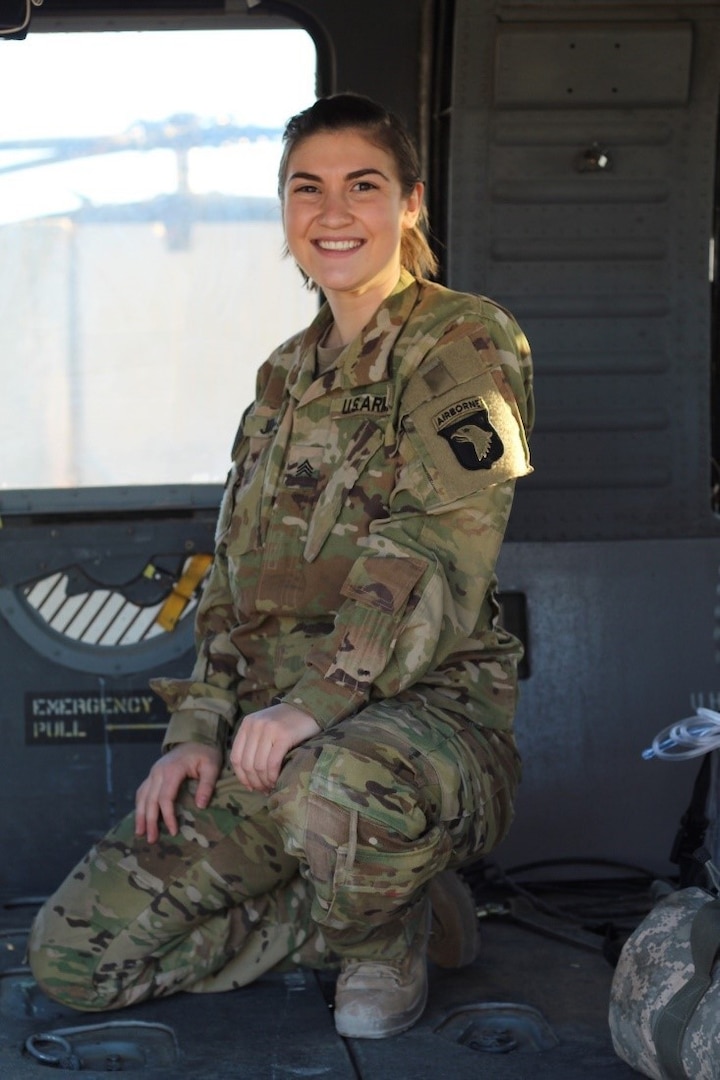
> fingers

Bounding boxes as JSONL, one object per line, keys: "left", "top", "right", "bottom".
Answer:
{"left": 230, "top": 704, "right": 320, "bottom": 793}
{"left": 195, "top": 756, "right": 220, "bottom": 809}
{"left": 135, "top": 766, "right": 180, "bottom": 844}
{"left": 265, "top": 739, "right": 287, "bottom": 789}
{"left": 134, "top": 743, "right": 221, "bottom": 843}
{"left": 233, "top": 716, "right": 293, "bottom": 792}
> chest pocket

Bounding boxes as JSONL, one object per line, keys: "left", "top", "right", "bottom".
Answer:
{"left": 303, "top": 419, "right": 385, "bottom": 563}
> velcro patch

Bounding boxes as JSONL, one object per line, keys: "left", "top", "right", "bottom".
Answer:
{"left": 340, "top": 554, "right": 426, "bottom": 614}
{"left": 283, "top": 443, "right": 324, "bottom": 489}
{"left": 403, "top": 340, "right": 531, "bottom": 501}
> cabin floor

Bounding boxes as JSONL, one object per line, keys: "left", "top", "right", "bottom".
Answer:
{"left": 0, "top": 867, "right": 655, "bottom": 1079}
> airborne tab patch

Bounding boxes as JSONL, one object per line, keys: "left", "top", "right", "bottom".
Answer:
{"left": 434, "top": 397, "right": 504, "bottom": 471}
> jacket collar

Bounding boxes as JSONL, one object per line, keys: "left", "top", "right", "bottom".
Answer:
{"left": 289, "top": 270, "right": 421, "bottom": 404}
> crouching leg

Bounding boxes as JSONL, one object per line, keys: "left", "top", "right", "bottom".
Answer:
{"left": 27, "top": 777, "right": 305, "bottom": 1011}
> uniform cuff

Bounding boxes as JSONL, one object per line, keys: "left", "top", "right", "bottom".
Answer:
{"left": 279, "top": 673, "right": 366, "bottom": 730}
{"left": 161, "top": 709, "right": 230, "bottom": 752}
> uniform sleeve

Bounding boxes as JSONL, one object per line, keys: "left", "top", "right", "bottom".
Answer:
{"left": 152, "top": 548, "right": 245, "bottom": 751}
{"left": 280, "top": 313, "right": 533, "bottom": 728}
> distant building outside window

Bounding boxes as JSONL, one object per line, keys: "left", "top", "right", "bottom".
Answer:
{"left": 0, "top": 28, "right": 317, "bottom": 489}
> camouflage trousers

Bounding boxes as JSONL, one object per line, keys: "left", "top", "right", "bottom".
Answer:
{"left": 28, "top": 698, "right": 520, "bottom": 1012}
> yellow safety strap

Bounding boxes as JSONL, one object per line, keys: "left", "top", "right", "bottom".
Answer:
{"left": 155, "top": 553, "right": 213, "bottom": 632}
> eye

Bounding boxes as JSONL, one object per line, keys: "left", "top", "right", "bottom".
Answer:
{"left": 287, "top": 181, "right": 321, "bottom": 196}
{"left": 352, "top": 180, "right": 378, "bottom": 192}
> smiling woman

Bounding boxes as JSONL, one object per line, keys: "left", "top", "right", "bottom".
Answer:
{"left": 0, "top": 27, "right": 317, "bottom": 491}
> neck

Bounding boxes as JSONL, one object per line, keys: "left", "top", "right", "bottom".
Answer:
{"left": 324, "top": 272, "right": 403, "bottom": 347}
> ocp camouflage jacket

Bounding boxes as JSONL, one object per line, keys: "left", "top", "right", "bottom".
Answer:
{"left": 154, "top": 270, "right": 534, "bottom": 748}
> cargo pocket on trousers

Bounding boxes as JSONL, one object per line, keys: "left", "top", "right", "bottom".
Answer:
{"left": 321, "top": 819, "right": 454, "bottom": 931}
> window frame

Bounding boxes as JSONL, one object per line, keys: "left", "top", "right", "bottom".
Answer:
{"left": 0, "top": 5, "right": 328, "bottom": 517}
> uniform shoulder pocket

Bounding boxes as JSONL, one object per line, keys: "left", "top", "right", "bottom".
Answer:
{"left": 233, "top": 403, "right": 279, "bottom": 453}
{"left": 401, "top": 337, "right": 532, "bottom": 503}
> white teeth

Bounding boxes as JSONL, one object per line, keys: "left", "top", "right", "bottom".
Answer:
{"left": 316, "top": 239, "right": 362, "bottom": 251}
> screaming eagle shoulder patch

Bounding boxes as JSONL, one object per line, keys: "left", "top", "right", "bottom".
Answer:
{"left": 434, "top": 397, "right": 504, "bottom": 471}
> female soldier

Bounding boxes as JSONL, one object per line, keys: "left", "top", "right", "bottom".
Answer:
{"left": 28, "top": 93, "right": 534, "bottom": 1040}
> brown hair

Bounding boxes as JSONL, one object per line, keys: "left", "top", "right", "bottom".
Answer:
{"left": 278, "top": 93, "right": 438, "bottom": 283}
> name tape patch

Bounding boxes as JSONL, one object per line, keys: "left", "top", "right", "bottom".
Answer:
{"left": 338, "top": 393, "right": 390, "bottom": 416}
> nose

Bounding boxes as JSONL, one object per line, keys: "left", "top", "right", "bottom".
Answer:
{"left": 317, "top": 188, "right": 353, "bottom": 226}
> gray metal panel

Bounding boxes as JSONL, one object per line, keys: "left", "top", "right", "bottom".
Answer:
{"left": 0, "top": 651, "right": 179, "bottom": 895}
{"left": 0, "top": 507, "right": 216, "bottom": 895}
{"left": 495, "top": 22, "right": 692, "bottom": 107}
{"left": 494, "top": 537, "right": 720, "bottom": 876}
{"left": 449, "top": 1, "right": 720, "bottom": 542}
{"left": 1, "top": 969, "right": 360, "bottom": 1080}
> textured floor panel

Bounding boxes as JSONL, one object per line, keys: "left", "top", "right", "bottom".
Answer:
{"left": 0, "top": 897, "right": 641, "bottom": 1080}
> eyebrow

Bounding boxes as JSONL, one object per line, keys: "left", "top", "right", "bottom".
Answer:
{"left": 287, "top": 167, "right": 390, "bottom": 183}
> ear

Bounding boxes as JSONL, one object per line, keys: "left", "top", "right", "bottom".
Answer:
{"left": 402, "top": 181, "right": 424, "bottom": 228}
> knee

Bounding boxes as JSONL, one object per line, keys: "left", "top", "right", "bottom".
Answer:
{"left": 269, "top": 739, "right": 447, "bottom": 881}
{"left": 271, "top": 736, "right": 431, "bottom": 839}
{"left": 28, "top": 901, "right": 116, "bottom": 1012}
{"left": 269, "top": 743, "right": 453, "bottom": 943}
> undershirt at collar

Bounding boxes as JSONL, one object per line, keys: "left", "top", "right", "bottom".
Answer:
{"left": 315, "top": 341, "right": 345, "bottom": 375}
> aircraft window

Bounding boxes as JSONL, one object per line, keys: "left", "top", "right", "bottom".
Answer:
{"left": 0, "top": 28, "right": 317, "bottom": 491}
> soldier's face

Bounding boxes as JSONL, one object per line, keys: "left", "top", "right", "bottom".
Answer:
{"left": 282, "top": 129, "right": 422, "bottom": 308}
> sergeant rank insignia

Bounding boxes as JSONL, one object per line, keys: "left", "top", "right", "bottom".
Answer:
{"left": 285, "top": 459, "right": 317, "bottom": 487}
{"left": 434, "top": 396, "right": 504, "bottom": 471}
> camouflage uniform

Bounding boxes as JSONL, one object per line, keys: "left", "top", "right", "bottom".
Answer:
{"left": 28, "top": 271, "right": 533, "bottom": 1012}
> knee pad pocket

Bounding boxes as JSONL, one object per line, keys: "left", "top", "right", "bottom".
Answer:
{"left": 307, "top": 744, "right": 429, "bottom": 839}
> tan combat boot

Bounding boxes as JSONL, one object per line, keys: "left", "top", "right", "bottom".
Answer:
{"left": 333, "top": 931, "right": 428, "bottom": 1039}
{"left": 427, "top": 869, "right": 479, "bottom": 968}
{"left": 332, "top": 871, "right": 478, "bottom": 1038}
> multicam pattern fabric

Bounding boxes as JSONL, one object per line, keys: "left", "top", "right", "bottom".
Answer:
{"left": 28, "top": 271, "right": 533, "bottom": 1011}
{"left": 609, "top": 887, "right": 720, "bottom": 1079}
{"left": 29, "top": 704, "right": 520, "bottom": 1010}
{"left": 153, "top": 269, "right": 534, "bottom": 746}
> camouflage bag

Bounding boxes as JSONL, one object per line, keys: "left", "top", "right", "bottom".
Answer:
{"left": 608, "top": 886, "right": 720, "bottom": 1079}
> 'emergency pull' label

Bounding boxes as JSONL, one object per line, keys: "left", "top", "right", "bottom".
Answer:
{"left": 25, "top": 691, "right": 166, "bottom": 745}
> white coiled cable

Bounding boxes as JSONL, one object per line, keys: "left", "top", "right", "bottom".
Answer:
{"left": 642, "top": 708, "right": 720, "bottom": 761}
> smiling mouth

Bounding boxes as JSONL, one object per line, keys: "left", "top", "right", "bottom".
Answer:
{"left": 314, "top": 239, "right": 364, "bottom": 252}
